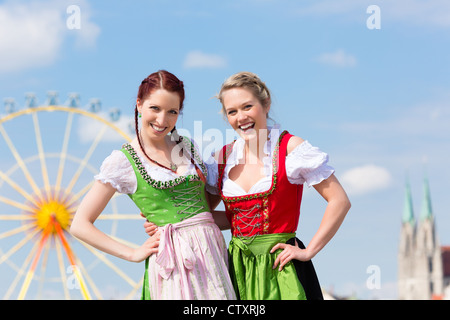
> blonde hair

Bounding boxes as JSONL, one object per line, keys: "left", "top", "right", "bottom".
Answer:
{"left": 217, "top": 72, "right": 271, "bottom": 114}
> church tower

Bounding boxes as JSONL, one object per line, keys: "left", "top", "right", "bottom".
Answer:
{"left": 398, "top": 180, "right": 418, "bottom": 299}
{"left": 414, "top": 177, "right": 443, "bottom": 299}
{"left": 398, "top": 177, "right": 444, "bottom": 299}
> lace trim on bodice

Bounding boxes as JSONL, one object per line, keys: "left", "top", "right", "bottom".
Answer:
{"left": 122, "top": 142, "right": 203, "bottom": 189}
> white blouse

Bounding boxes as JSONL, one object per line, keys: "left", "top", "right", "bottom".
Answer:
{"left": 95, "top": 129, "right": 334, "bottom": 197}
{"left": 95, "top": 147, "right": 200, "bottom": 194}
{"left": 205, "top": 127, "right": 335, "bottom": 197}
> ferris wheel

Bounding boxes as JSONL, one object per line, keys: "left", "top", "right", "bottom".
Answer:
{"left": 0, "top": 92, "right": 146, "bottom": 300}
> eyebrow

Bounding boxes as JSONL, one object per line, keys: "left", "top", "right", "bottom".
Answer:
{"left": 225, "top": 100, "right": 254, "bottom": 111}
{"left": 149, "top": 103, "right": 180, "bottom": 111}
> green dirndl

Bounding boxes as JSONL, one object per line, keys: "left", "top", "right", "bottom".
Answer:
{"left": 228, "top": 233, "right": 307, "bottom": 300}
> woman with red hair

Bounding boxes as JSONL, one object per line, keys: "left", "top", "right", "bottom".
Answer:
{"left": 71, "top": 70, "right": 236, "bottom": 300}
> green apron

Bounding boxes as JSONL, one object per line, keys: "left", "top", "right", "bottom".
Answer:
{"left": 228, "top": 233, "right": 307, "bottom": 300}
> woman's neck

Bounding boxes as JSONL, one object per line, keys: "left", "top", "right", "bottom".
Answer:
{"left": 243, "top": 129, "right": 269, "bottom": 164}
{"left": 140, "top": 134, "right": 172, "bottom": 154}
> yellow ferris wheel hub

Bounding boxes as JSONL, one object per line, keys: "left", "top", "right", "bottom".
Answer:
{"left": 35, "top": 199, "right": 72, "bottom": 233}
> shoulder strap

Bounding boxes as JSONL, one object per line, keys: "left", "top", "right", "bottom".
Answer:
{"left": 217, "top": 141, "right": 235, "bottom": 192}
{"left": 273, "top": 130, "right": 292, "bottom": 175}
{"left": 179, "top": 136, "right": 206, "bottom": 183}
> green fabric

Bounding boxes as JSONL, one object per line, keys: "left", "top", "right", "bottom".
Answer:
{"left": 228, "top": 233, "right": 307, "bottom": 300}
{"left": 142, "top": 257, "right": 150, "bottom": 300}
{"left": 121, "top": 145, "right": 210, "bottom": 300}
{"left": 121, "top": 147, "right": 210, "bottom": 226}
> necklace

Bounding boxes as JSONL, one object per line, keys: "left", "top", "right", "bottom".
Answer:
{"left": 139, "top": 134, "right": 178, "bottom": 173}
{"left": 144, "top": 150, "right": 178, "bottom": 173}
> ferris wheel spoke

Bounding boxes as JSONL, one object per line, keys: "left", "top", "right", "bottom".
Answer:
{"left": 63, "top": 124, "right": 108, "bottom": 200}
{"left": 0, "top": 222, "right": 35, "bottom": 240}
{"left": 0, "top": 124, "right": 44, "bottom": 202}
{"left": 55, "top": 112, "right": 74, "bottom": 194}
{"left": 36, "top": 238, "right": 52, "bottom": 299}
{"left": 55, "top": 237, "right": 101, "bottom": 300}
{"left": 70, "top": 253, "right": 104, "bottom": 300}
{"left": 17, "top": 224, "right": 52, "bottom": 300}
{"left": 109, "top": 234, "right": 139, "bottom": 249}
{"left": 110, "top": 197, "right": 119, "bottom": 237}
{"left": 32, "top": 112, "right": 51, "bottom": 201}
{"left": 54, "top": 235, "right": 71, "bottom": 299}
{"left": 65, "top": 180, "right": 94, "bottom": 209}
{"left": 53, "top": 219, "right": 92, "bottom": 299}
{"left": 1, "top": 105, "right": 139, "bottom": 300}
{"left": 0, "top": 195, "right": 37, "bottom": 213}
{"left": 0, "top": 227, "right": 40, "bottom": 266}
{"left": 124, "top": 279, "right": 144, "bottom": 300}
{"left": 3, "top": 240, "right": 40, "bottom": 300}
{"left": 0, "top": 171, "right": 40, "bottom": 208}
{"left": 78, "top": 240, "right": 138, "bottom": 288}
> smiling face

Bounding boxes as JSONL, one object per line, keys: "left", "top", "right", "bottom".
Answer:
{"left": 222, "top": 87, "right": 270, "bottom": 141}
{"left": 137, "top": 89, "right": 181, "bottom": 142}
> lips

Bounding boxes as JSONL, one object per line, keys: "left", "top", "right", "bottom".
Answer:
{"left": 150, "top": 123, "right": 167, "bottom": 132}
{"left": 239, "top": 122, "right": 255, "bottom": 132}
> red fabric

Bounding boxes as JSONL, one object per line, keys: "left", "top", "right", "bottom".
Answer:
{"left": 218, "top": 131, "right": 303, "bottom": 237}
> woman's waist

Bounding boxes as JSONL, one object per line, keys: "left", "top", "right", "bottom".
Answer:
{"left": 229, "top": 233, "right": 295, "bottom": 256}
{"left": 136, "top": 197, "right": 210, "bottom": 225}
{"left": 151, "top": 211, "right": 215, "bottom": 228}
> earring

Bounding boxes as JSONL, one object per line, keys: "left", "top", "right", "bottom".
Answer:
{"left": 138, "top": 113, "right": 142, "bottom": 118}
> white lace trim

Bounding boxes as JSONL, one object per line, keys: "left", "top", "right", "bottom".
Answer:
{"left": 95, "top": 150, "right": 198, "bottom": 194}
{"left": 205, "top": 126, "right": 334, "bottom": 196}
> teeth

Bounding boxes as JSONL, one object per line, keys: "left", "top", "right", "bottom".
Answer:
{"left": 240, "top": 123, "right": 254, "bottom": 130}
{"left": 151, "top": 124, "right": 166, "bottom": 132}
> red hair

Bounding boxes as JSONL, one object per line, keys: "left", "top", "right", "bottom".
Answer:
{"left": 136, "top": 70, "right": 185, "bottom": 110}
{"left": 134, "top": 70, "right": 185, "bottom": 161}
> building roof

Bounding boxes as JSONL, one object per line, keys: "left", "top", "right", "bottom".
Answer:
{"left": 402, "top": 180, "right": 415, "bottom": 225}
{"left": 442, "top": 246, "right": 450, "bottom": 277}
{"left": 421, "top": 177, "right": 433, "bottom": 221}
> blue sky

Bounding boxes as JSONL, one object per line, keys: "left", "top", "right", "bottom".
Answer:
{"left": 1, "top": 0, "right": 449, "bottom": 299}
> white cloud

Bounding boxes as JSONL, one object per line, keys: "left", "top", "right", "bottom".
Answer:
{"left": 183, "top": 50, "right": 227, "bottom": 69}
{"left": 0, "top": 0, "right": 100, "bottom": 73}
{"left": 341, "top": 164, "right": 392, "bottom": 196}
{"left": 315, "top": 49, "right": 357, "bottom": 68}
{"left": 0, "top": 2, "right": 63, "bottom": 73}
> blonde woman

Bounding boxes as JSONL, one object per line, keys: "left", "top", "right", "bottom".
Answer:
{"left": 205, "top": 71, "right": 351, "bottom": 300}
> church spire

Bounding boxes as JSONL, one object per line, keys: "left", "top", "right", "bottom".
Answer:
{"left": 402, "top": 179, "right": 415, "bottom": 225}
{"left": 420, "top": 176, "right": 433, "bottom": 221}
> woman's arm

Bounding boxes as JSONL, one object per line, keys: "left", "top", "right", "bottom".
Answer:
{"left": 70, "top": 181, "right": 159, "bottom": 262}
{"left": 211, "top": 209, "right": 231, "bottom": 231}
{"left": 207, "top": 192, "right": 231, "bottom": 230}
{"left": 271, "top": 174, "right": 350, "bottom": 270}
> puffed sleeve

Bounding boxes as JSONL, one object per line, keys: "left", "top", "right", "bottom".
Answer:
{"left": 286, "top": 141, "right": 335, "bottom": 187}
{"left": 94, "top": 150, "right": 137, "bottom": 194}
{"left": 204, "top": 153, "right": 220, "bottom": 195}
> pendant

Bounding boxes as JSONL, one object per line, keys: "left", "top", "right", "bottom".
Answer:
{"left": 170, "top": 162, "right": 178, "bottom": 172}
